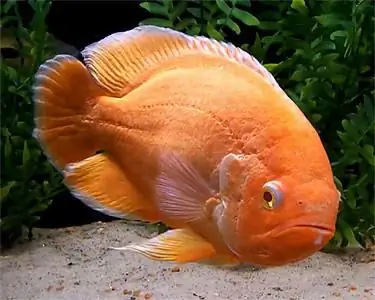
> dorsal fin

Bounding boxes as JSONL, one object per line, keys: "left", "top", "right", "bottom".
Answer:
{"left": 81, "top": 25, "right": 281, "bottom": 97}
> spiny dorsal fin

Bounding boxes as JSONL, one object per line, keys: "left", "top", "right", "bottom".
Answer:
{"left": 81, "top": 25, "right": 281, "bottom": 97}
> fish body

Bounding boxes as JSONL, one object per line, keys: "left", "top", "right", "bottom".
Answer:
{"left": 33, "top": 25, "right": 340, "bottom": 267}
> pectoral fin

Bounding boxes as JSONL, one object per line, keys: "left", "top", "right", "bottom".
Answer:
{"left": 155, "top": 151, "right": 214, "bottom": 222}
{"left": 111, "top": 228, "right": 216, "bottom": 263}
{"left": 63, "top": 153, "right": 158, "bottom": 222}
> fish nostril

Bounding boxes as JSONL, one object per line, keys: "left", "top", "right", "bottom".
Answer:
{"left": 297, "top": 200, "right": 304, "bottom": 207}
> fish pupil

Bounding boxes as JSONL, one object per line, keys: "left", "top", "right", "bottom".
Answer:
{"left": 263, "top": 191, "right": 273, "bottom": 202}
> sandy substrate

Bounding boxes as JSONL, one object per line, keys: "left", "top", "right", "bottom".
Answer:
{"left": 1, "top": 221, "right": 374, "bottom": 300}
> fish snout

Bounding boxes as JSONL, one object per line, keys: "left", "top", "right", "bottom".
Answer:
{"left": 296, "top": 197, "right": 340, "bottom": 231}
{"left": 256, "top": 208, "right": 338, "bottom": 265}
{"left": 275, "top": 223, "right": 334, "bottom": 262}
{"left": 236, "top": 222, "right": 335, "bottom": 267}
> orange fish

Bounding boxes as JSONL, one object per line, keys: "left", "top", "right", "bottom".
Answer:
{"left": 33, "top": 25, "right": 340, "bottom": 267}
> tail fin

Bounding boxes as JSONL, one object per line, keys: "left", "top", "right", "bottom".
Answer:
{"left": 33, "top": 54, "right": 101, "bottom": 171}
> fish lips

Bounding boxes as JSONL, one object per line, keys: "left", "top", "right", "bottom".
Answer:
{"left": 271, "top": 221, "right": 335, "bottom": 238}
{"left": 253, "top": 222, "right": 335, "bottom": 265}
{"left": 269, "top": 219, "right": 336, "bottom": 250}
{"left": 225, "top": 219, "right": 336, "bottom": 267}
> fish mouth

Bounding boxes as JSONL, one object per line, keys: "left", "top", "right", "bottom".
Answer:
{"left": 292, "top": 224, "right": 334, "bottom": 234}
{"left": 231, "top": 221, "right": 336, "bottom": 266}
{"left": 238, "top": 221, "right": 336, "bottom": 266}
{"left": 270, "top": 220, "right": 335, "bottom": 238}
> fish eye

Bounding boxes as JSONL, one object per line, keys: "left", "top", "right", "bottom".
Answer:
{"left": 262, "top": 181, "right": 283, "bottom": 209}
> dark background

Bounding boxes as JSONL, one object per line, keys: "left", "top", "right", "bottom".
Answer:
{"left": 14, "top": 0, "right": 260, "bottom": 228}
{"left": 18, "top": 1, "right": 149, "bottom": 49}
{"left": 18, "top": 0, "right": 260, "bottom": 50}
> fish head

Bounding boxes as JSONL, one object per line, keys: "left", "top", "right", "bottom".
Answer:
{"left": 238, "top": 176, "right": 340, "bottom": 266}
{"left": 216, "top": 148, "right": 340, "bottom": 267}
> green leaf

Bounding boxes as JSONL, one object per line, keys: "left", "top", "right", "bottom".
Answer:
{"left": 161, "top": 0, "right": 172, "bottom": 7}
{"left": 363, "top": 97, "right": 374, "bottom": 120}
{"left": 216, "top": 0, "right": 232, "bottom": 16}
{"left": 315, "top": 14, "right": 342, "bottom": 27}
{"left": 311, "top": 113, "right": 322, "bottom": 123}
{"left": 3, "top": 0, "right": 16, "bottom": 13}
{"left": 334, "top": 176, "right": 343, "bottom": 192}
{"left": 330, "top": 74, "right": 346, "bottom": 85}
{"left": 345, "top": 188, "right": 357, "bottom": 209}
{"left": 186, "top": 8, "right": 201, "bottom": 18}
{"left": 231, "top": 8, "right": 260, "bottom": 26}
{"left": 7, "top": 85, "right": 17, "bottom": 96}
{"left": 257, "top": 21, "right": 279, "bottom": 31}
{"left": 236, "top": 0, "right": 250, "bottom": 8}
{"left": 4, "top": 133, "right": 12, "bottom": 160}
{"left": 360, "top": 65, "right": 370, "bottom": 73}
{"left": 264, "top": 63, "right": 279, "bottom": 73}
{"left": 360, "top": 145, "right": 375, "bottom": 166}
{"left": 217, "top": 18, "right": 241, "bottom": 34}
{"left": 330, "top": 30, "right": 348, "bottom": 40}
{"left": 22, "top": 140, "right": 31, "bottom": 167}
{"left": 340, "top": 220, "right": 363, "bottom": 249}
{"left": 139, "top": 18, "right": 173, "bottom": 28}
{"left": 0, "top": 15, "right": 18, "bottom": 27}
{"left": 42, "top": 181, "right": 50, "bottom": 194}
{"left": 206, "top": 22, "right": 225, "bottom": 41}
{"left": 291, "top": 0, "right": 308, "bottom": 15}
{"left": 5, "top": 66, "right": 18, "bottom": 81}
{"left": 28, "top": 0, "right": 38, "bottom": 12}
{"left": 329, "top": 230, "right": 343, "bottom": 248}
{"left": 139, "top": 2, "right": 169, "bottom": 17}
{"left": 175, "top": 18, "right": 198, "bottom": 32}
{"left": 249, "top": 32, "right": 266, "bottom": 60}
{"left": 290, "top": 69, "right": 307, "bottom": 82}
{"left": 261, "top": 34, "right": 284, "bottom": 48}
{"left": 187, "top": 25, "right": 201, "bottom": 36}
{"left": 312, "top": 41, "right": 336, "bottom": 51}
{"left": 313, "top": 53, "right": 340, "bottom": 65}
{"left": 0, "top": 181, "right": 16, "bottom": 202}
{"left": 171, "top": 1, "right": 187, "bottom": 20}
{"left": 341, "top": 119, "right": 358, "bottom": 140}
{"left": 204, "top": 1, "right": 220, "bottom": 15}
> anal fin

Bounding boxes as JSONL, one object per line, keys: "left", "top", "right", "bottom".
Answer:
{"left": 64, "top": 153, "right": 158, "bottom": 222}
